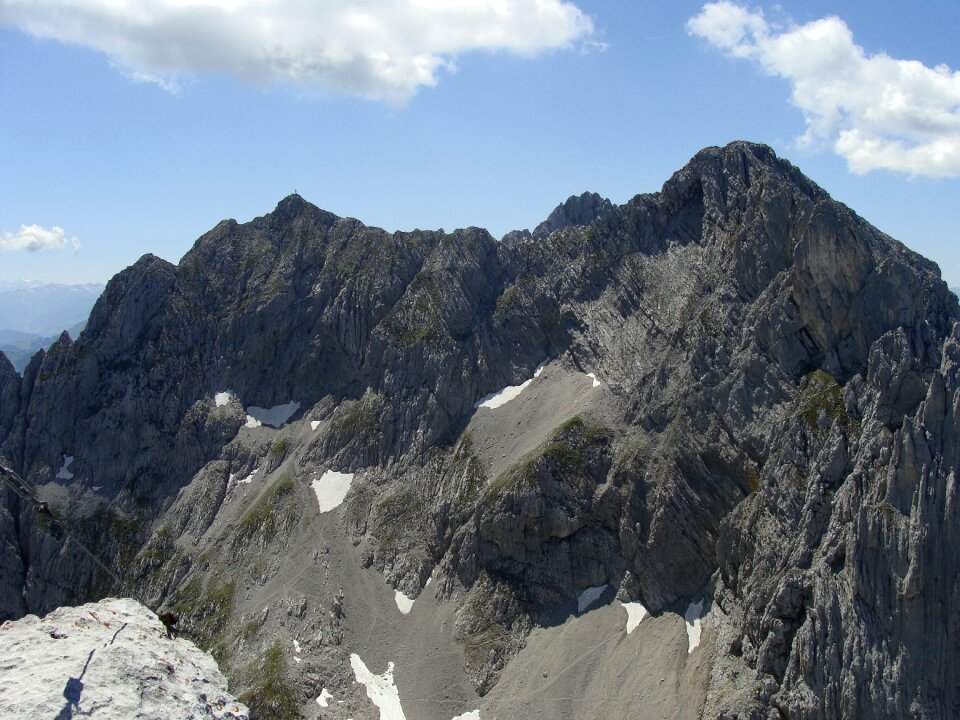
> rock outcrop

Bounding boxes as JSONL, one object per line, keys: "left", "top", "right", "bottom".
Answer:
{"left": 501, "top": 191, "right": 613, "bottom": 247}
{"left": 0, "top": 142, "right": 957, "bottom": 719}
{"left": 0, "top": 597, "right": 247, "bottom": 719}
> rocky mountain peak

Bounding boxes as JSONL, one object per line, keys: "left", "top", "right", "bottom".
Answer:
{"left": 533, "top": 191, "right": 614, "bottom": 239}
{"left": 1, "top": 141, "right": 958, "bottom": 719}
{"left": 501, "top": 191, "right": 613, "bottom": 247}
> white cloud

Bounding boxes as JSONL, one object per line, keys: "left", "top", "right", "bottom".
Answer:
{"left": 0, "top": 224, "right": 80, "bottom": 253}
{"left": 0, "top": 0, "right": 596, "bottom": 102}
{"left": 688, "top": 2, "right": 960, "bottom": 177}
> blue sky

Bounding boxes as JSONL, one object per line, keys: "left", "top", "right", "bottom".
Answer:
{"left": 1, "top": 1, "right": 958, "bottom": 287}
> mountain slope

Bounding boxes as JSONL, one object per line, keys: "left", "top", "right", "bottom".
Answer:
{"left": 0, "top": 142, "right": 957, "bottom": 720}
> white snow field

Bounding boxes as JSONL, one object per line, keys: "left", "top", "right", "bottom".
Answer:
{"left": 394, "top": 590, "right": 415, "bottom": 615}
{"left": 622, "top": 601, "right": 649, "bottom": 634}
{"left": 310, "top": 420, "right": 321, "bottom": 430}
{"left": 229, "top": 467, "right": 257, "bottom": 489}
{"left": 585, "top": 372, "right": 601, "bottom": 387}
{"left": 311, "top": 470, "right": 354, "bottom": 512}
{"left": 0, "top": 598, "right": 247, "bottom": 719}
{"left": 214, "top": 391, "right": 233, "bottom": 407}
{"left": 350, "top": 652, "right": 480, "bottom": 720}
{"left": 685, "top": 598, "right": 706, "bottom": 653}
{"left": 55, "top": 454, "right": 74, "bottom": 480}
{"left": 577, "top": 584, "right": 608, "bottom": 613}
{"left": 475, "top": 359, "right": 548, "bottom": 409}
{"left": 244, "top": 400, "right": 300, "bottom": 428}
{"left": 316, "top": 688, "right": 334, "bottom": 707}
{"left": 350, "top": 654, "right": 406, "bottom": 720}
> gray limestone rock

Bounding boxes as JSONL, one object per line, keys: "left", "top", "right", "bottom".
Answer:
{"left": 0, "top": 597, "right": 247, "bottom": 719}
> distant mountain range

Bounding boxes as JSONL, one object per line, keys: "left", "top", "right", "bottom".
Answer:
{"left": 0, "top": 282, "right": 103, "bottom": 372}
{"left": 0, "top": 321, "right": 88, "bottom": 373}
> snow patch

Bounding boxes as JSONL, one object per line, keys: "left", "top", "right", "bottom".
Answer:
{"left": 317, "top": 688, "right": 334, "bottom": 707}
{"left": 475, "top": 359, "right": 549, "bottom": 410}
{"left": 237, "top": 469, "right": 257, "bottom": 486}
{"left": 585, "top": 372, "right": 601, "bottom": 388}
{"left": 214, "top": 391, "right": 233, "bottom": 407}
{"left": 394, "top": 590, "right": 414, "bottom": 615}
{"left": 55, "top": 454, "right": 74, "bottom": 480}
{"left": 451, "top": 712, "right": 480, "bottom": 720}
{"left": 244, "top": 401, "right": 300, "bottom": 428}
{"left": 685, "top": 598, "right": 705, "bottom": 653}
{"left": 577, "top": 584, "right": 608, "bottom": 613}
{"left": 622, "top": 601, "right": 648, "bottom": 634}
{"left": 310, "top": 420, "right": 321, "bottom": 431}
{"left": 311, "top": 470, "right": 354, "bottom": 513}
{"left": 350, "top": 654, "right": 406, "bottom": 720}
{"left": 293, "top": 639, "right": 301, "bottom": 654}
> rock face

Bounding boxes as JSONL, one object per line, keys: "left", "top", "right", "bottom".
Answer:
{"left": 0, "top": 142, "right": 957, "bottom": 720}
{"left": 0, "top": 597, "right": 248, "bottom": 719}
{"left": 501, "top": 191, "right": 613, "bottom": 247}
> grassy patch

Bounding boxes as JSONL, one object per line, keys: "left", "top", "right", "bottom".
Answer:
{"left": 401, "top": 326, "right": 431, "bottom": 345}
{"left": 236, "top": 476, "right": 296, "bottom": 544}
{"left": 542, "top": 439, "right": 584, "bottom": 470}
{"left": 340, "top": 397, "right": 381, "bottom": 436}
{"left": 79, "top": 505, "right": 145, "bottom": 590}
{"left": 455, "top": 459, "right": 486, "bottom": 513}
{"left": 485, "top": 416, "right": 610, "bottom": 502}
{"left": 495, "top": 286, "right": 518, "bottom": 316}
{"left": 746, "top": 467, "right": 760, "bottom": 494}
{"left": 136, "top": 525, "right": 175, "bottom": 567}
{"left": 799, "top": 370, "right": 859, "bottom": 435}
{"left": 171, "top": 577, "right": 236, "bottom": 662}
{"left": 269, "top": 439, "right": 290, "bottom": 459}
{"left": 374, "top": 488, "right": 421, "bottom": 551}
{"left": 487, "top": 457, "right": 538, "bottom": 501}
{"left": 450, "top": 433, "right": 486, "bottom": 511}
{"left": 241, "top": 616, "right": 263, "bottom": 641}
{"left": 239, "top": 641, "right": 299, "bottom": 720}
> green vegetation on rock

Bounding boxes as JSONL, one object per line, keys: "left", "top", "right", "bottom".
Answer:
{"left": 269, "top": 438, "right": 290, "bottom": 459}
{"left": 236, "top": 475, "right": 296, "bottom": 545}
{"left": 171, "top": 576, "right": 236, "bottom": 662}
{"left": 339, "top": 395, "right": 382, "bottom": 436}
{"left": 487, "top": 416, "right": 610, "bottom": 501}
{"left": 799, "top": 370, "right": 859, "bottom": 435}
{"left": 238, "top": 641, "right": 299, "bottom": 720}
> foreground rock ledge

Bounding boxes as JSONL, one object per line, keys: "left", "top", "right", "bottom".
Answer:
{"left": 0, "top": 597, "right": 248, "bottom": 720}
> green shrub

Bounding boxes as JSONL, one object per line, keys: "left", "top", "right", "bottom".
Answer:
{"left": 239, "top": 641, "right": 299, "bottom": 720}
{"left": 799, "top": 370, "right": 859, "bottom": 435}
{"left": 269, "top": 439, "right": 290, "bottom": 459}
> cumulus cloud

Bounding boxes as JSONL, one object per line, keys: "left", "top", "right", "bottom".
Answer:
{"left": 0, "top": 224, "right": 80, "bottom": 253}
{"left": 688, "top": 2, "right": 960, "bottom": 177}
{"left": 0, "top": 0, "right": 596, "bottom": 102}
